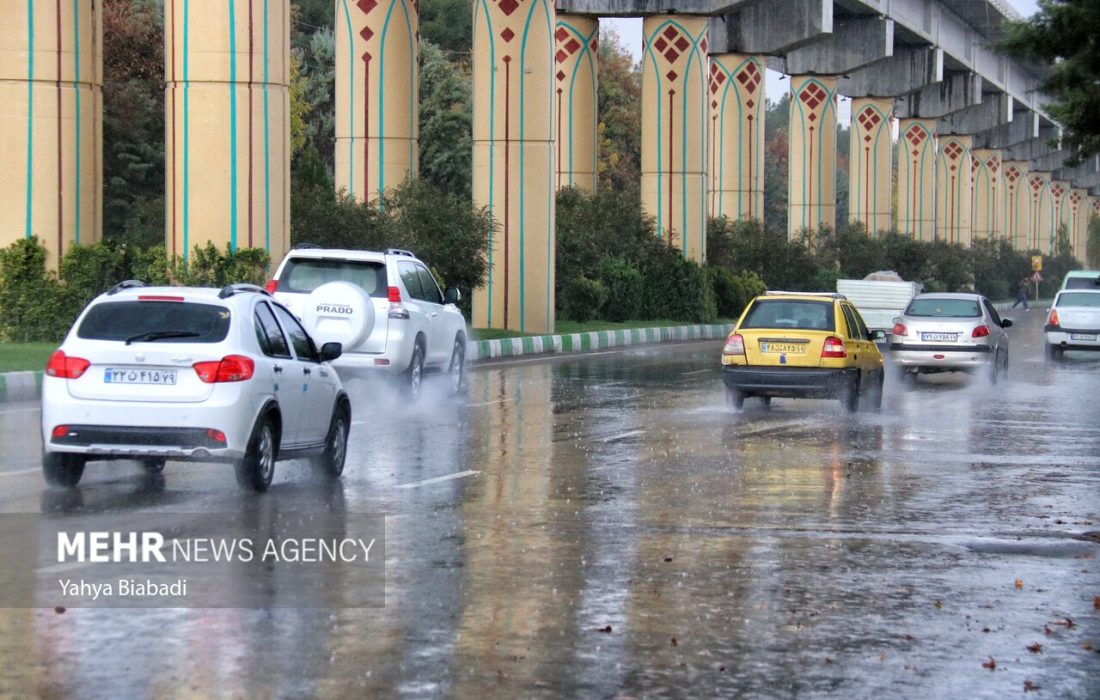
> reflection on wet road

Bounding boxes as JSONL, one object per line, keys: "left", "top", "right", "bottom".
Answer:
{"left": 1, "top": 308, "right": 1097, "bottom": 697}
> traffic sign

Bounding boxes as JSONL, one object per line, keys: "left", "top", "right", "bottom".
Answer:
{"left": 1031, "top": 255, "right": 1043, "bottom": 271}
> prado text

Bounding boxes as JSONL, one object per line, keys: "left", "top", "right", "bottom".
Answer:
{"left": 56, "top": 532, "right": 377, "bottom": 564}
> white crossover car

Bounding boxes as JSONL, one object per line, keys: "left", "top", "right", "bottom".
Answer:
{"left": 41, "top": 282, "right": 351, "bottom": 491}
{"left": 1044, "top": 289, "right": 1100, "bottom": 360}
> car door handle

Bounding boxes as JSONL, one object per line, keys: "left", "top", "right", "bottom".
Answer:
{"left": 430, "top": 312, "right": 439, "bottom": 319}
{"left": 303, "top": 367, "right": 312, "bottom": 376}
{"left": 273, "top": 365, "right": 284, "bottom": 374}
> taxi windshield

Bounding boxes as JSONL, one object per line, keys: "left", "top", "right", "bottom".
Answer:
{"left": 740, "top": 299, "right": 835, "bottom": 331}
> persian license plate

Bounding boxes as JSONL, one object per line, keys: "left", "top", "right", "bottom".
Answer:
{"left": 1070, "top": 333, "right": 1097, "bottom": 342}
{"left": 104, "top": 368, "right": 178, "bottom": 385}
{"left": 761, "top": 342, "right": 805, "bottom": 354}
{"left": 920, "top": 332, "right": 958, "bottom": 342}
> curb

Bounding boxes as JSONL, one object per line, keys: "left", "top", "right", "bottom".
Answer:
{"left": 0, "top": 323, "right": 736, "bottom": 404}
{"left": 465, "top": 324, "right": 735, "bottom": 362}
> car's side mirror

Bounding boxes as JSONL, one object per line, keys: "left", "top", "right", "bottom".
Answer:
{"left": 320, "top": 342, "right": 343, "bottom": 362}
{"left": 445, "top": 288, "right": 461, "bottom": 304}
{"left": 869, "top": 330, "right": 887, "bottom": 341}
{"left": 1000, "top": 318, "right": 1013, "bottom": 328}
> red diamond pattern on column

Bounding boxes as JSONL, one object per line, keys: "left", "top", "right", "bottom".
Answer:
{"left": 1029, "top": 175, "right": 1044, "bottom": 194}
{"left": 360, "top": 27, "right": 374, "bottom": 42}
{"left": 674, "top": 37, "right": 689, "bottom": 53}
{"left": 987, "top": 156, "right": 999, "bottom": 174}
{"left": 555, "top": 69, "right": 565, "bottom": 82}
{"left": 654, "top": 37, "right": 668, "bottom": 53}
{"left": 565, "top": 38, "right": 580, "bottom": 54}
{"left": 501, "top": 27, "right": 514, "bottom": 43}
{"left": 555, "top": 49, "right": 568, "bottom": 63}
{"left": 497, "top": 0, "right": 519, "bottom": 16}
{"left": 357, "top": 0, "right": 376, "bottom": 13}
{"left": 1005, "top": 166, "right": 1020, "bottom": 184}
{"left": 857, "top": 108, "right": 881, "bottom": 132}
{"left": 555, "top": 27, "right": 569, "bottom": 42}
{"left": 1051, "top": 184, "right": 1064, "bottom": 200}
{"left": 736, "top": 63, "right": 760, "bottom": 93}
{"left": 944, "top": 141, "right": 962, "bottom": 161}
{"left": 666, "top": 70, "right": 678, "bottom": 82}
{"left": 971, "top": 155, "right": 980, "bottom": 175}
{"left": 799, "top": 82, "right": 826, "bottom": 112}
{"left": 906, "top": 125, "right": 926, "bottom": 148}
{"left": 1070, "top": 191, "right": 1082, "bottom": 206}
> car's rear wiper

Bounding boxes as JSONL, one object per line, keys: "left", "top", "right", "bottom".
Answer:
{"left": 125, "top": 330, "right": 202, "bottom": 345}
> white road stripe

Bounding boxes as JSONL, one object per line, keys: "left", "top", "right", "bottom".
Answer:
{"left": 0, "top": 407, "right": 40, "bottom": 415}
{"left": 395, "top": 470, "right": 480, "bottom": 489}
{"left": 602, "top": 430, "right": 644, "bottom": 443}
{"left": 681, "top": 369, "right": 712, "bottom": 376}
{"left": 0, "top": 467, "right": 42, "bottom": 478}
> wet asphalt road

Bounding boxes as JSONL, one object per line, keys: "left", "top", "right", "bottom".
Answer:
{"left": 0, "top": 307, "right": 1098, "bottom": 698}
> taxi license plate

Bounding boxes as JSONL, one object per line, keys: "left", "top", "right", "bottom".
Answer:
{"left": 104, "top": 368, "right": 178, "bottom": 385}
{"left": 761, "top": 342, "right": 805, "bottom": 354}
{"left": 921, "top": 332, "right": 958, "bottom": 342}
{"left": 1070, "top": 333, "right": 1097, "bottom": 341}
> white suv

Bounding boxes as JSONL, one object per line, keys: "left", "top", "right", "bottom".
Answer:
{"left": 41, "top": 282, "right": 351, "bottom": 491}
{"left": 268, "top": 246, "right": 467, "bottom": 396}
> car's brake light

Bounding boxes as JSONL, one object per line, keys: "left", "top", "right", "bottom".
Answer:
{"left": 891, "top": 322, "right": 908, "bottom": 336}
{"left": 722, "top": 334, "right": 745, "bottom": 355}
{"left": 52, "top": 425, "right": 70, "bottom": 439}
{"left": 1048, "top": 309, "right": 1060, "bottom": 328}
{"left": 388, "top": 285, "right": 410, "bottom": 319}
{"left": 971, "top": 325, "right": 990, "bottom": 338}
{"left": 265, "top": 279, "right": 278, "bottom": 294}
{"left": 193, "top": 355, "right": 255, "bottom": 383}
{"left": 821, "top": 336, "right": 847, "bottom": 358}
{"left": 206, "top": 429, "right": 227, "bottom": 445}
{"left": 138, "top": 295, "right": 185, "bottom": 302}
{"left": 45, "top": 351, "right": 90, "bottom": 379}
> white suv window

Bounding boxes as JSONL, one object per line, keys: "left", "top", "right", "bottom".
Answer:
{"left": 398, "top": 261, "right": 425, "bottom": 300}
{"left": 416, "top": 265, "right": 444, "bottom": 304}
{"left": 280, "top": 258, "right": 388, "bottom": 298}
{"left": 76, "top": 300, "right": 231, "bottom": 343}
{"left": 254, "top": 302, "right": 292, "bottom": 358}
{"left": 274, "top": 304, "right": 320, "bottom": 362}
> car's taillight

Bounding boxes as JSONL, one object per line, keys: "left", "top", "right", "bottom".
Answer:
{"left": 1048, "top": 309, "right": 1060, "bottom": 328}
{"left": 52, "top": 425, "right": 70, "bottom": 439}
{"left": 388, "top": 285, "right": 410, "bottom": 319}
{"left": 722, "top": 333, "right": 745, "bottom": 355}
{"left": 45, "top": 351, "right": 90, "bottom": 379}
{"left": 971, "top": 325, "right": 990, "bottom": 338}
{"left": 193, "top": 355, "right": 255, "bottom": 383}
{"left": 821, "top": 336, "right": 847, "bottom": 358}
{"left": 265, "top": 279, "right": 278, "bottom": 294}
{"left": 891, "top": 322, "right": 908, "bottom": 337}
{"left": 206, "top": 429, "right": 227, "bottom": 445}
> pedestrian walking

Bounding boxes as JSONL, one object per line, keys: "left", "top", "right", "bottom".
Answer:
{"left": 1012, "top": 277, "right": 1030, "bottom": 310}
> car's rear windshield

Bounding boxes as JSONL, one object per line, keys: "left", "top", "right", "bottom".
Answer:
{"left": 1063, "top": 275, "right": 1100, "bottom": 290}
{"left": 740, "top": 299, "right": 835, "bottom": 331}
{"left": 77, "top": 301, "right": 231, "bottom": 343}
{"left": 1056, "top": 292, "right": 1100, "bottom": 308}
{"left": 904, "top": 298, "right": 980, "bottom": 318}
{"left": 278, "top": 258, "right": 388, "bottom": 297}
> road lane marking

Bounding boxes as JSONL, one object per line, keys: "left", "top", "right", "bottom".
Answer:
{"left": 602, "top": 430, "right": 644, "bottom": 443}
{"left": 395, "top": 470, "right": 480, "bottom": 489}
{"left": 0, "top": 467, "right": 42, "bottom": 478}
{"left": 681, "top": 369, "right": 711, "bottom": 376}
{"left": 0, "top": 407, "right": 40, "bottom": 415}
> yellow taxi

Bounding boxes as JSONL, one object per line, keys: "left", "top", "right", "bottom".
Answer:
{"left": 721, "top": 292, "right": 886, "bottom": 412}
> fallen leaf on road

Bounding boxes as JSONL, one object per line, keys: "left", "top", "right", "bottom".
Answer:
{"left": 1015, "top": 579, "right": 1024, "bottom": 589}
{"left": 982, "top": 657, "right": 996, "bottom": 670}
{"left": 1024, "top": 680, "right": 1040, "bottom": 692}
{"left": 934, "top": 600, "right": 943, "bottom": 609}
{"left": 1094, "top": 596, "right": 1100, "bottom": 610}
{"left": 670, "top": 637, "right": 678, "bottom": 647}
{"left": 1026, "top": 643, "right": 1043, "bottom": 654}
{"left": 595, "top": 625, "right": 612, "bottom": 634}
{"left": 53, "top": 606, "right": 65, "bottom": 615}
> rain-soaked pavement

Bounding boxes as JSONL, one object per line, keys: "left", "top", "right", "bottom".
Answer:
{"left": 0, "top": 307, "right": 1097, "bottom": 697}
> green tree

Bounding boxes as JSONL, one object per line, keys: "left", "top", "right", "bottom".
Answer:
{"left": 419, "top": 41, "right": 473, "bottom": 199}
{"left": 762, "top": 96, "right": 790, "bottom": 232}
{"left": 597, "top": 31, "right": 642, "bottom": 192}
{"left": 998, "top": 0, "right": 1100, "bottom": 163}
{"left": 419, "top": 0, "right": 472, "bottom": 56}
{"left": 1087, "top": 217, "right": 1100, "bottom": 268}
{"left": 291, "top": 27, "right": 337, "bottom": 176}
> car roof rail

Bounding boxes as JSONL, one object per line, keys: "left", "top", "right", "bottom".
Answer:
{"left": 385, "top": 247, "right": 416, "bottom": 258}
{"left": 293, "top": 242, "right": 322, "bottom": 250}
{"left": 218, "top": 283, "right": 271, "bottom": 299}
{"left": 107, "top": 280, "right": 147, "bottom": 295}
{"left": 764, "top": 290, "right": 847, "bottom": 300}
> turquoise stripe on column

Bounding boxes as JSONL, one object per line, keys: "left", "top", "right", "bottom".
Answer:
{"left": 24, "top": 1, "right": 35, "bottom": 239}
{"left": 263, "top": 0, "right": 271, "bottom": 251}
{"left": 227, "top": 0, "right": 239, "bottom": 250}
{"left": 71, "top": 0, "right": 81, "bottom": 244}
{"left": 340, "top": 0, "right": 355, "bottom": 198}
{"left": 183, "top": 0, "right": 191, "bottom": 259}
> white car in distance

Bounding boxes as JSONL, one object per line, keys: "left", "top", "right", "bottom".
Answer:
{"left": 1044, "top": 289, "right": 1100, "bottom": 360}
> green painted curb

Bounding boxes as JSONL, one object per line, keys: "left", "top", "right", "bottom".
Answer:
{"left": 0, "top": 371, "right": 42, "bottom": 403}
{"left": 467, "top": 323, "right": 734, "bottom": 362}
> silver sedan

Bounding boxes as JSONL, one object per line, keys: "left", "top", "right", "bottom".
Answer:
{"left": 888, "top": 293, "right": 1013, "bottom": 383}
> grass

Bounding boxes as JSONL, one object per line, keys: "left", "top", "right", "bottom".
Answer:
{"left": 469, "top": 318, "right": 737, "bottom": 341}
{"left": 0, "top": 342, "right": 56, "bottom": 373}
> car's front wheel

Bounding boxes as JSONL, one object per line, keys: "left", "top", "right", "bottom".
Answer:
{"left": 448, "top": 336, "right": 465, "bottom": 395}
{"left": 43, "top": 452, "right": 85, "bottom": 488}
{"left": 142, "top": 458, "right": 166, "bottom": 474}
{"left": 313, "top": 402, "right": 350, "bottom": 478}
{"left": 235, "top": 414, "right": 277, "bottom": 492}
{"left": 406, "top": 343, "right": 425, "bottom": 399}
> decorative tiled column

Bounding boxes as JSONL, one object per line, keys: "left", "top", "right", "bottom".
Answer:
{"left": 897, "top": 118, "right": 937, "bottom": 241}
{"left": 788, "top": 76, "right": 838, "bottom": 240}
{"left": 641, "top": 15, "right": 709, "bottom": 261}
{"left": 847, "top": 98, "right": 892, "bottom": 235}
{"left": 1, "top": 2, "right": 102, "bottom": 269}
{"left": 472, "top": 0, "right": 556, "bottom": 333}
{"left": 554, "top": 15, "right": 597, "bottom": 191}
{"left": 1049, "top": 180, "right": 1069, "bottom": 252}
{"left": 1002, "top": 161, "right": 1029, "bottom": 250}
{"left": 970, "top": 149, "right": 1002, "bottom": 241}
{"left": 166, "top": 1, "right": 290, "bottom": 263}
{"left": 1027, "top": 172, "right": 1052, "bottom": 251}
{"left": 708, "top": 54, "right": 765, "bottom": 222}
{"left": 1068, "top": 188, "right": 1088, "bottom": 259}
{"left": 935, "top": 134, "right": 973, "bottom": 245}
{"left": 335, "top": 0, "right": 419, "bottom": 203}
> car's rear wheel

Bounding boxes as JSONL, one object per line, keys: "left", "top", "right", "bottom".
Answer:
{"left": 142, "top": 458, "right": 166, "bottom": 474}
{"left": 726, "top": 386, "right": 745, "bottom": 410}
{"left": 448, "top": 336, "right": 465, "bottom": 395}
{"left": 893, "top": 364, "right": 908, "bottom": 384}
{"left": 867, "top": 371, "right": 884, "bottom": 412}
{"left": 842, "top": 376, "right": 861, "bottom": 413}
{"left": 406, "top": 343, "right": 425, "bottom": 399}
{"left": 313, "top": 402, "right": 350, "bottom": 478}
{"left": 235, "top": 415, "right": 277, "bottom": 492}
{"left": 1045, "top": 344, "right": 1062, "bottom": 361}
{"left": 43, "top": 452, "right": 85, "bottom": 488}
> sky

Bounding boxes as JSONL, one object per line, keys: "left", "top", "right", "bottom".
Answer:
{"left": 601, "top": 0, "right": 1042, "bottom": 127}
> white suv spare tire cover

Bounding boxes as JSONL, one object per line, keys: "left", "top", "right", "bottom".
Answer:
{"left": 300, "top": 281, "right": 374, "bottom": 350}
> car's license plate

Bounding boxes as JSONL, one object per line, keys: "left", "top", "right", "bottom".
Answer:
{"left": 761, "top": 342, "right": 805, "bottom": 354}
{"left": 921, "top": 332, "right": 958, "bottom": 342}
{"left": 1070, "top": 333, "right": 1097, "bottom": 341}
{"left": 104, "top": 368, "right": 178, "bottom": 385}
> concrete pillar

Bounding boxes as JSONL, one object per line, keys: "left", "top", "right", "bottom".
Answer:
{"left": 1, "top": 2, "right": 102, "bottom": 269}
{"left": 847, "top": 98, "right": 892, "bottom": 236}
{"left": 788, "top": 75, "right": 837, "bottom": 240}
{"left": 1049, "top": 180, "right": 1069, "bottom": 252}
{"left": 472, "top": 0, "right": 556, "bottom": 333}
{"left": 897, "top": 118, "right": 937, "bottom": 241}
{"left": 554, "top": 15, "right": 597, "bottom": 191}
{"left": 970, "top": 149, "right": 1002, "bottom": 241}
{"left": 166, "top": 1, "right": 290, "bottom": 263}
{"left": 1026, "top": 172, "right": 1051, "bottom": 251}
{"left": 335, "top": 0, "right": 418, "bottom": 203}
{"left": 935, "top": 134, "right": 973, "bottom": 245}
{"left": 1001, "top": 161, "right": 1029, "bottom": 250}
{"left": 1069, "top": 188, "right": 1088, "bottom": 259}
{"left": 641, "top": 15, "right": 709, "bottom": 261}
{"left": 708, "top": 54, "right": 765, "bottom": 222}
